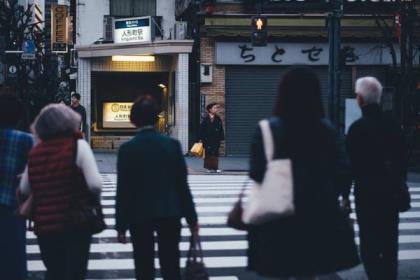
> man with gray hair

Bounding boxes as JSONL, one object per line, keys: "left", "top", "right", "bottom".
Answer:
{"left": 343, "top": 77, "right": 409, "bottom": 280}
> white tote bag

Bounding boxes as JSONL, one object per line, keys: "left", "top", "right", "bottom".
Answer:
{"left": 242, "top": 119, "right": 295, "bottom": 225}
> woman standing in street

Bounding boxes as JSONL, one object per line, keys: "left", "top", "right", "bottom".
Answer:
{"left": 199, "top": 103, "right": 225, "bottom": 172}
{"left": 116, "top": 96, "right": 198, "bottom": 280}
{"left": 0, "top": 94, "right": 33, "bottom": 280}
{"left": 247, "top": 66, "right": 359, "bottom": 279}
{"left": 19, "top": 103, "right": 102, "bottom": 280}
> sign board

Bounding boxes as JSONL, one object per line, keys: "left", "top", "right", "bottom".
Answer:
{"left": 345, "top": 99, "right": 361, "bottom": 134}
{"left": 216, "top": 42, "right": 420, "bottom": 66}
{"left": 103, "top": 102, "right": 135, "bottom": 128}
{"left": 51, "top": 4, "right": 69, "bottom": 53}
{"left": 7, "top": 64, "right": 18, "bottom": 78}
{"left": 21, "top": 40, "right": 36, "bottom": 60}
{"left": 253, "top": 0, "right": 400, "bottom": 13}
{"left": 114, "top": 17, "right": 153, "bottom": 44}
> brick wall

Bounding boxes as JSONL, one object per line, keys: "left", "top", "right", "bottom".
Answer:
{"left": 200, "top": 37, "right": 227, "bottom": 154}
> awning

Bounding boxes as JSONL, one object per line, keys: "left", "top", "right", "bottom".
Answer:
{"left": 76, "top": 40, "right": 194, "bottom": 58}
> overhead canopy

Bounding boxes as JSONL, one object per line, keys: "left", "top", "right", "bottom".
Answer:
{"left": 76, "top": 40, "right": 194, "bottom": 58}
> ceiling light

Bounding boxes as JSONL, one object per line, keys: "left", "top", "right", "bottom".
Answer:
{"left": 112, "top": 55, "right": 155, "bottom": 62}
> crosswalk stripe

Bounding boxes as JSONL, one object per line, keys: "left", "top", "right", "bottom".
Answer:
{"left": 28, "top": 256, "right": 248, "bottom": 271}
{"left": 26, "top": 227, "right": 245, "bottom": 240}
{"left": 26, "top": 241, "right": 248, "bottom": 254}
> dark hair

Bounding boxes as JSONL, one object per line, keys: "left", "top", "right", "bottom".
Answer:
{"left": 71, "top": 93, "right": 81, "bottom": 100}
{"left": 273, "top": 66, "right": 325, "bottom": 122}
{"left": 130, "top": 95, "right": 159, "bottom": 128}
{"left": 0, "top": 93, "right": 23, "bottom": 128}
{"left": 206, "top": 103, "right": 218, "bottom": 112}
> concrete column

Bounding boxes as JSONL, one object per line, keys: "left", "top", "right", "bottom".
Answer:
{"left": 77, "top": 58, "right": 92, "bottom": 143}
{"left": 175, "top": 53, "right": 189, "bottom": 153}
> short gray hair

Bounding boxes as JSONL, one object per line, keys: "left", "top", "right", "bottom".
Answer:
{"left": 31, "top": 103, "right": 81, "bottom": 141}
{"left": 355, "top": 77, "right": 383, "bottom": 105}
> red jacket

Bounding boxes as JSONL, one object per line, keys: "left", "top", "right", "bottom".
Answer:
{"left": 28, "top": 136, "right": 89, "bottom": 235}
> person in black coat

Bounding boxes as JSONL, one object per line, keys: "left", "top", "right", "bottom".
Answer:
{"left": 343, "top": 77, "right": 408, "bottom": 280}
{"left": 116, "top": 96, "right": 199, "bottom": 280}
{"left": 199, "top": 103, "right": 225, "bottom": 172}
{"left": 248, "top": 66, "right": 359, "bottom": 279}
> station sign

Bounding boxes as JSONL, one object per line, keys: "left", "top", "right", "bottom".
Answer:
{"left": 114, "top": 16, "right": 153, "bottom": 44}
{"left": 103, "top": 102, "right": 135, "bottom": 128}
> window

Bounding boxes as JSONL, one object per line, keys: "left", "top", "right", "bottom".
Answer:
{"left": 110, "top": 0, "right": 156, "bottom": 17}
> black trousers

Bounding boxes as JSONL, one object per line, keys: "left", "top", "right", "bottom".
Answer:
{"left": 130, "top": 218, "right": 182, "bottom": 280}
{"left": 357, "top": 208, "right": 399, "bottom": 280}
{"left": 37, "top": 231, "right": 91, "bottom": 280}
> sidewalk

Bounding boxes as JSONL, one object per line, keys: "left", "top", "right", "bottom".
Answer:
{"left": 94, "top": 151, "right": 249, "bottom": 175}
{"left": 94, "top": 151, "right": 420, "bottom": 181}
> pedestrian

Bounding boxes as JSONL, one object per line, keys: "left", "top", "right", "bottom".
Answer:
{"left": 116, "top": 95, "right": 199, "bottom": 280}
{"left": 0, "top": 93, "right": 33, "bottom": 280}
{"left": 343, "top": 77, "right": 408, "bottom": 280}
{"left": 71, "top": 92, "right": 87, "bottom": 136}
{"left": 199, "top": 103, "right": 225, "bottom": 172}
{"left": 19, "top": 103, "right": 102, "bottom": 280}
{"left": 247, "top": 66, "right": 359, "bottom": 279}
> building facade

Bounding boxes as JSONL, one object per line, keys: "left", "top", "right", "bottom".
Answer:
{"left": 179, "top": 0, "right": 420, "bottom": 156}
{"left": 76, "top": 0, "right": 192, "bottom": 153}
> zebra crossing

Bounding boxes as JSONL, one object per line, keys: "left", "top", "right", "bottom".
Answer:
{"left": 26, "top": 175, "right": 420, "bottom": 279}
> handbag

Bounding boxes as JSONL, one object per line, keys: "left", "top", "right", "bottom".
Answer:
{"left": 184, "top": 231, "right": 209, "bottom": 280}
{"left": 190, "top": 142, "right": 204, "bottom": 158}
{"left": 227, "top": 181, "right": 248, "bottom": 230}
{"left": 68, "top": 138, "right": 107, "bottom": 234}
{"left": 242, "top": 119, "right": 295, "bottom": 225}
{"left": 396, "top": 183, "right": 411, "bottom": 212}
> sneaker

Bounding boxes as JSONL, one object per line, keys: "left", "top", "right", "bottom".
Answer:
{"left": 216, "top": 169, "right": 222, "bottom": 173}
{"left": 205, "top": 169, "right": 212, "bottom": 173}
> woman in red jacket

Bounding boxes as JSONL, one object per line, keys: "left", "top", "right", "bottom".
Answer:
{"left": 19, "top": 103, "right": 102, "bottom": 280}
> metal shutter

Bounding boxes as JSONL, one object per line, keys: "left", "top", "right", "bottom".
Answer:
{"left": 225, "top": 66, "right": 329, "bottom": 156}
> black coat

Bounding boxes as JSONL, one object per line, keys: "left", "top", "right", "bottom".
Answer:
{"left": 345, "top": 104, "right": 408, "bottom": 214}
{"left": 199, "top": 115, "right": 224, "bottom": 156}
{"left": 248, "top": 117, "right": 359, "bottom": 277}
{"left": 115, "top": 128, "right": 198, "bottom": 233}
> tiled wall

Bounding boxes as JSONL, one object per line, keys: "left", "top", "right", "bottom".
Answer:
{"left": 77, "top": 58, "right": 92, "bottom": 140}
{"left": 175, "top": 53, "right": 189, "bottom": 153}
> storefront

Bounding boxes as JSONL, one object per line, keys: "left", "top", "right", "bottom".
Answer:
{"left": 209, "top": 41, "right": 398, "bottom": 156}
{"left": 76, "top": 40, "right": 193, "bottom": 152}
{"left": 75, "top": 16, "right": 193, "bottom": 152}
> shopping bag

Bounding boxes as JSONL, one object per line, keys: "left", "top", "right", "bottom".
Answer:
{"left": 190, "top": 142, "right": 204, "bottom": 157}
{"left": 185, "top": 231, "right": 209, "bottom": 280}
{"left": 242, "top": 119, "right": 295, "bottom": 225}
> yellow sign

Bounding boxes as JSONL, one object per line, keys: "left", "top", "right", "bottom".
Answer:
{"left": 51, "top": 4, "right": 69, "bottom": 53}
{"left": 103, "top": 102, "right": 135, "bottom": 128}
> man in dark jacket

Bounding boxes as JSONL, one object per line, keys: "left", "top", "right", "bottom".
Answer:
{"left": 344, "top": 77, "right": 408, "bottom": 280}
{"left": 116, "top": 96, "right": 198, "bottom": 280}
{"left": 70, "top": 92, "right": 87, "bottom": 136}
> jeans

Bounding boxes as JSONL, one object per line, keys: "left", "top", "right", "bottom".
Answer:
{"left": 0, "top": 205, "right": 27, "bottom": 280}
{"left": 130, "top": 218, "right": 182, "bottom": 280}
{"left": 37, "top": 231, "right": 92, "bottom": 280}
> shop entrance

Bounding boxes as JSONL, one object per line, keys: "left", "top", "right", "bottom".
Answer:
{"left": 92, "top": 71, "right": 173, "bottom": 134}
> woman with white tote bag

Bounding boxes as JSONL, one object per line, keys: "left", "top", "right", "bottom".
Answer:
{"left": 246, "top": 66, "right": 359, "bottom": 279}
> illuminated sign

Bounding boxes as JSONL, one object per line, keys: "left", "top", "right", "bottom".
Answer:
{"left": 114, "top": 17, "right": 153, "bottom": 44}
{"left": 103, "top": 102, "right": 135, "bottom": 128}
{"left": 51, "top": 4, "right": 69, "bottom": 53}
